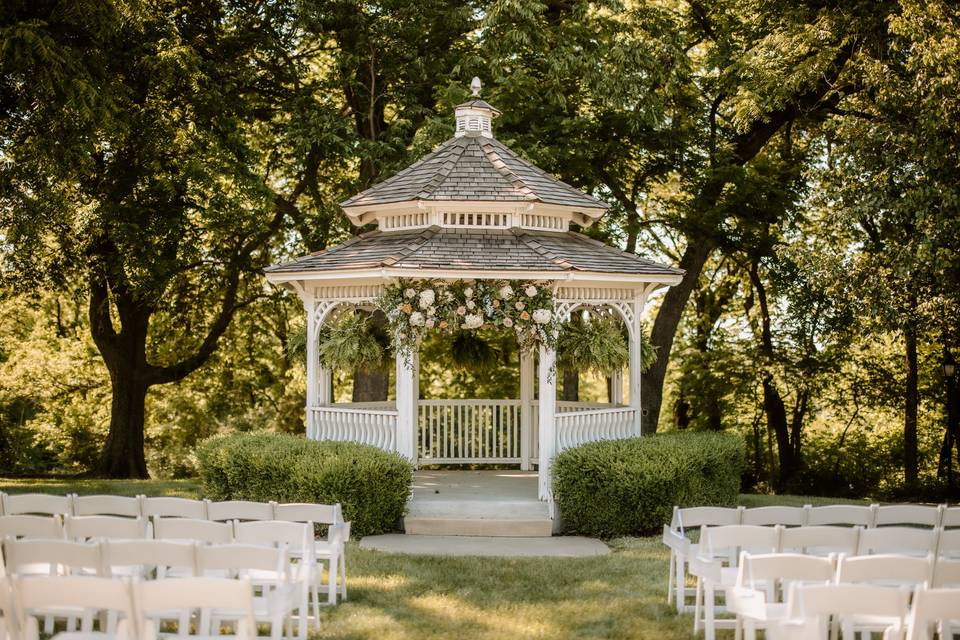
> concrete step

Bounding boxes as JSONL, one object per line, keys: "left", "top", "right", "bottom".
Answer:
{"left": 405, "top": 499, "right": 550, "bottom": 520}
{"left": 403, "top": 516, "right": 553, "bottom": 537}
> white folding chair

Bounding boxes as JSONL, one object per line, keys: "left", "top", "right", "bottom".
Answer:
{"left": 11, "top": 575, "right": 135, "bottom": 640}
{"left": 780, "top": 526, "right": 860, "bottom": 557}
{"left": 691, "top": 524, "right": 782, "bottom": 640}
{"left": 856, "top": 526, "right": 940, "bottom": 557}
{"left": 776, "top": 582, "right": 910, "bottom": 640}
{"left": 942, "top": 506, "right": 960, "bottom": 529}
{"left": 2, "top": 539, "right": 101, "bottom": 577}
{"left": 935, "top": 527, "right": 960, "bottom": 560}
{"left": 874, "top": 504, "right": 943, "bottom": 528}
{"left": 273, "top": 503, "right": 349, "bottom": 604}
{"left": 63, "top": 516, "right": 148, "bottom": 542}
{"left": 195, "top": 544, "right": 300, "bottom": 640}
{"left": 906, "top": 587, "right": 960, "bottom": 640}
{"left": 141, "top": 497, "right": 206, "bottom": 520}
{"left": 0, "top": 515, "right": 63, "bottom": 540}
{"left": 71, "top": 496, "right": 142, "bottom": 519}
{"left": 134, "top": 577, "right": 256, "bottom": 640}
{"left": 206, "top": 501, "right": 276, "bottom": 522}
{"left": 663, "top": 506, "right": 742, "bottom": 612}
{"left": 153, "top": 517, "right": 232, "bottom": 545}
{"left": 232, "top": 521, "right": 315, "bottom": 637}
{"left": 932, "top": 558, "right": 960, "bottom": 588}
{"left": 0, "top": 494, "right": 72, "bottom": 517}
{"left": 728, "top": 552, "right": 835, "bottom": 640}
{"left": 101, "top": 540, "right": 196, "bottom": 579}
{"left": 741, "top": 506, "right": 807, "bottom": 527}
{"left": 835, "top": 554, "right": 934, "bottom": 638}
{"left": 806, "top": 504, "right": 875, "bottom": 527}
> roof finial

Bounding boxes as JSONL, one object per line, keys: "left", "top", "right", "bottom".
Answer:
{"left": 470, "top": 76, "right": 482, "bottom": 97}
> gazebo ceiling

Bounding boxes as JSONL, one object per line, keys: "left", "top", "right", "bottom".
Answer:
{"left": 264, "top": 226, "right": 683, "bottom": 281}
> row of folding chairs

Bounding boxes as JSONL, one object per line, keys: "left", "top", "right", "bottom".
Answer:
{"left": 728, "top": 553, "right": 960, "bottom": 639}
{"left": 690, "top": 525, "right": 960, "bottom": 640}
{"left": 662, "top": 503, "right": 960, "bottom": 615}
{"left": 0, "top": 493, "right": 344, "bottom": 525}
{"left": 0, "top": 574, "right": 281, "bottom": 640}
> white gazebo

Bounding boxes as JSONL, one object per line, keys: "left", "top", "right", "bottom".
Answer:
{"left": 265, "top": 80, "right": 683, "bottom": 503}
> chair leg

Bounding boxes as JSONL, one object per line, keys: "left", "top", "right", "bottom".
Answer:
{"left": 339, "top": 553, "right": 348, "bottom": 601}
{"left": 327, "top": 558, "right": 337, "bottom": 605}
{"left": 735, "top": 616, "right": 743, "bottom": 640}
{"left": 693, "top": 576, "right": 703, "bottom": 633}
{"left": 704, "top": 582, "right": 716, "bottom": 640}
{"left": 667, "top": 550, "right": 675, "bottom": 605}
{"left": 677, "top": 556, "right": 688, "bottom": 613}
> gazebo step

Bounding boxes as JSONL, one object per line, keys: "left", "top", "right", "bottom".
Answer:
{"left": 406, "top": 498, "right": 550, "bottom": 520}
{"left": 403, "top": 516, "right": 553, "bottom": 537}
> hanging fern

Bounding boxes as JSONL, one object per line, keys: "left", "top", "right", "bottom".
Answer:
{"left": 450, "top": 331, "right": 501, "bottom": 372}
{"left": 317, "top": 312, "right": 386, "bottom": 372}
{"left": 557, "top": 314, "right": 658, "bottom": 374}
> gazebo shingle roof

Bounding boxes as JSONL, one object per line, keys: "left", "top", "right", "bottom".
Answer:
{"left": 265, "top": 227, "right": 683, "bottom": 277}
{"left": 340, "top": 135, "right": 609, "bottom": 211}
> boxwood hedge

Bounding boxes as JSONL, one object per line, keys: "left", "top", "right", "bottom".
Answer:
{"left": 196, "top": 432, "right": 413, "bottom": 537}
{"left": 553, "top": 432, "right": 745, "bottom": 538}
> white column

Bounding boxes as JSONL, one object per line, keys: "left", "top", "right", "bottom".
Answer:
{"left": 395, "top": 346, "right": 418, "bottom": 462}
{"left": 610, "top": 368, "right": 624, "bottom": 405}
{"left": 304, "top": 295, "right": 318, "bottom": 439}
{"left": 537, "top": 344, "right": 557, "bottom": 500}
{"left": 628, "top": 292, "right": 646, "bottom": 436}
{"left": 519, "top": 350, "right": 535, "bottom": 471}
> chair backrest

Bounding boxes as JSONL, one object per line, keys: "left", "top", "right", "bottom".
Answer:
{"left": 134, "top": 577, "right": 256, "bottom": 640}
{"left": 785, "top": 582, "right": 910, "bottom": 636}
{"left": 942, "top": 506, "right": 960, "bottom": 528}
{"left": 2, "top": 539, "right": 101, "bottom": 577}
{"left": 837, "top": 553, "right": 934, "bottom": 588}
{"left": 741, "top": 506, "right": 807, "bottom": 527}
{"left": 932, "top": 558, "right": 960, "bottom": 587}
{"left": 701, "top": 525, "right": 781, "bottom": 564}
{"left": 737, "top": 552, "right": 835, "bottom": 591}
{"left": 205, "top": 500, "right": 275, "bottom": 522}
{"left": 0, "top": 515, "right": 63, "bottom": 540}
{"left": 780, "top": 525, "right": 860, "bottom": 556}
{"left": 856, "top": 526, "right": 940, "bottom": 557}
{"left": 232, "top": 520, "right": 313, "bottom": 554}
{"left": 675, "top": 506, "right": 741, "bottom": 532}
{"left": 1, "top": 494, "right": 72, "bottom": 517}
{"left": 102, "top": 540, "right": 196, "bottom": 579}
{"left": 806, "top": 504, "right": 875, "bottom": 527}
{"left": 273, "top": 502, "right": 341, "bottom": 526}
{"left": 64, "top": 515, "right": 148, "bottom": 541}
{"left": 194, "top": 544, "right": 288, "bottom": 577}
{"left": 906, "top": 587, "right": 960, "bottom": 640}
{"left": 72, "top": 495, "right": 143, "bottom": 518}
{"left": 12, "top": 575, "right": 135, "bottom": 637}
{"left": 874, "top": 504, "right": 943, "bottom": 528}
{"left": 936, "top": 527, "right": 960, "bottom": 559}
{"left": 153, "top": 517, "right": 232, "bottom": 544}
{"left": 141, "top": 497, "right": 206, "bottom": 519}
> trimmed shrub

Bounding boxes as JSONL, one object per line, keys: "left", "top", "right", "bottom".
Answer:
{"left": 553, "top": 432, "right": 745, "bottom": 538}
{"left": 196, "top": 432, "right": 413, "bottom": 537}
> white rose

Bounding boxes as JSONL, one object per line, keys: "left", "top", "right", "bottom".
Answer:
{"left": 419, "top": 289, "right": 435, "bottom": 307}
{"left": 464, "top": 287, "right": 474, "bottom": 299}
{"left": 409, "top": 312, "right": 425, "bottom": 327}
{"left": 503, "top": 317, "right": 514, "bottom": 328}
{"left": 532, "top": 309, "right": 552, "bottom": 324}
{"left": 425, "top": 318, "right": 435, "bottom": 328}
{"left": 499, "top": 285, "right": 514, "bottom": 299}
{"left": 525, "top": 285, "right": 538, "bottom": 297}
{"left": 426, "top": 306, "right": 436, "bottom": 316}
{"left": 515, "top": 301, "right": 525, "bottom": 311}
{"left": 456, "top": 306, "right": 467, "bottom": 316}
{"left": 466, "top": 300, "right": 475, "bottom": 310}
{"left": 404, "top": 288, "right": 416, "bottom": 299}
{"left": 463, "top": 314, "right": 483, "bottom": 329}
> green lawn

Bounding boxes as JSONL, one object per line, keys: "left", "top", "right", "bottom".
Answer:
{"left": 0, "top": 478, "right": 876, "bottom": 639}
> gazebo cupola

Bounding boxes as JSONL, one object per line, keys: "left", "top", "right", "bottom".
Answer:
{"left": 265, "top": 79, "right": 683, "bottom": 503}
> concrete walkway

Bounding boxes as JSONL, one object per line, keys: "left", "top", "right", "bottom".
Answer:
{"left": 359, "top": 534, "right": 610, "bottom": 557}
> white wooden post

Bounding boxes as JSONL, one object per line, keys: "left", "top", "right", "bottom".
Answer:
{"left": 304, "top": 294, "right": 318, "bottom": 439}
{"left": 610, "top": 369, "right": 624, "bottom": 405}
{"left": 628, "top": 291, "right": 645, "bottom": 436}
{"left": 519, "top": 350, "right": 535, "bottom": 471}
{"left": 395, "top": 346, "right": 418, "bottom": 462}
{"left": 537, "top": 344, "right": 556, "bottom": 500}
{"left": 318, "top": 367, "right": 332, "bottom": 406}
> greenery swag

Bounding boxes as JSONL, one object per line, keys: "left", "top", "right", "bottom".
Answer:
{"left": 377, "top": 279, "right": 560, "bottom": 357}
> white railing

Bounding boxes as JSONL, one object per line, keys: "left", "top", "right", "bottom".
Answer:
{"left": 418, "top": 399, "right": 522, "bottom": 464}
{"left": 310, "top": 405, "right": 398, "bottom": 453}
{"left": 555, "top": 406, "right": 637, "bottom": 453}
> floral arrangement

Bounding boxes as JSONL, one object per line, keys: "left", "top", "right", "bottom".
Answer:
{"left": 377, "top": 279, "right": 560, "bottom": 357}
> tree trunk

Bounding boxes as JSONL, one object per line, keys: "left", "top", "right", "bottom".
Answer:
{"left": 562, "top": 369, "right": 579, "bottom": 402}
{"left": 904, "top": 317, "right": 919, "bottom": 488}
{"left": 352, "top": 367, "right": 390, "bottom": 402}
{"left": 98, "top": 373, "right": 149, "bottom": 478}
{"left": 641, "top": 240, "right": 713, "bottom": 432}
{"left": 763, "top": 374, "right": 795, "bottom": 491}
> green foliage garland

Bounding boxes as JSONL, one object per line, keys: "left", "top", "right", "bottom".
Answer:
{"left": 377, "top": 279, "right": 560, "bottom": 358}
